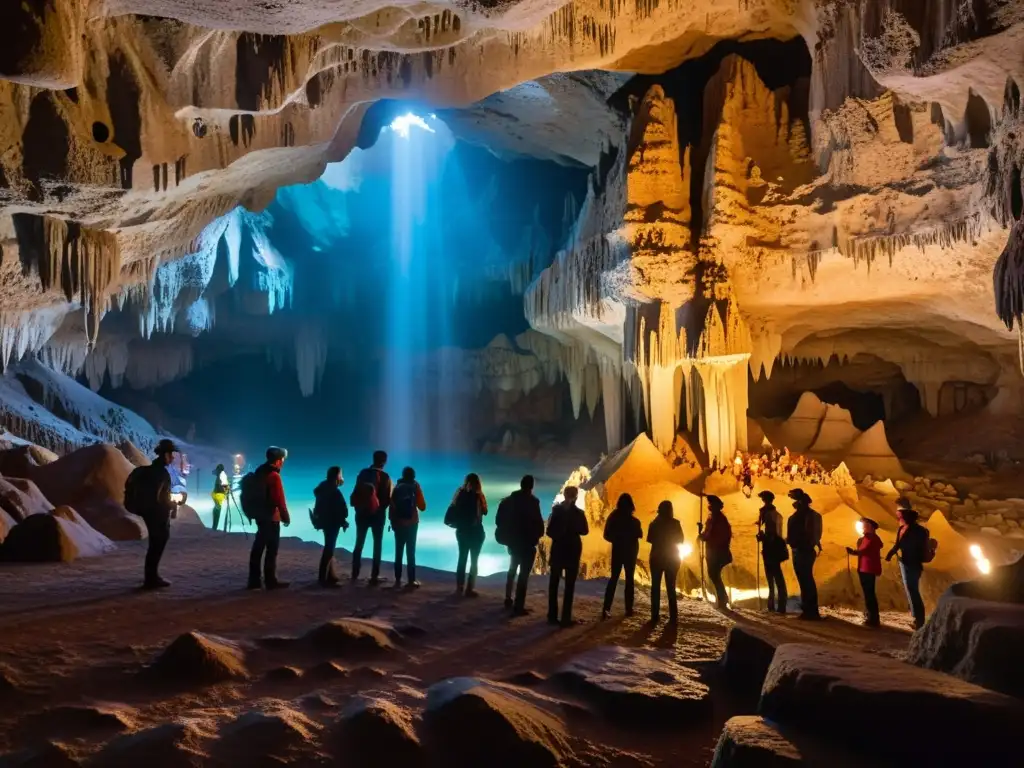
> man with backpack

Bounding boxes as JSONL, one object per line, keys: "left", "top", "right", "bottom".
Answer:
{"left": 350, "top": 450, "right": 392, "bottom": 585}
{"left": 886, "top": 499, "right": 932, "bottom": 629}
{"left": 546, "top": 486, "right": 589, "bottom": 627}
{"left": 786, "top": 488, "right": 822, "bottom": 620}
{"left": 390, "top": 466, "right": 426, "bottom": 589}
{"left": 757, "top": 490, "right": 789, "bottom": 613}
{"left": 124, "top": 438, "right": 178, "bottom": 589}
{"left": 242, "top": 446, "right": 291, "bottom": 590}
{"left": 312, "top": 466, "right": 348, "bottom": 587}
{"left": 496, "top": 475, "right": 545, "bottom": 615}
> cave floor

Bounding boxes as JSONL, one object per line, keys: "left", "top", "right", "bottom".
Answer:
{"left": 0, "top": 526, "right": 914, "bottom": 766}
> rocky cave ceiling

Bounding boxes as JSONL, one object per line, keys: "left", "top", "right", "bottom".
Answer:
{"left": 1, "top": 0, "right": 1024, "bottom": 462}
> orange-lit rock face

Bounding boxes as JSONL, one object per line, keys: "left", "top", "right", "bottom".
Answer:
{"left": 0, "top": 1, "right": 1023, "bottom": 456}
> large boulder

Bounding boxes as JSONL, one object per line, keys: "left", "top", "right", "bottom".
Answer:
{"left": 18, "top": 703, "right": 135, "bottom": 742}
{"left": 908, "top": 593, "right": 1024, "bottom": 698}
{"left": 173, "top": 504, "right": 204, "bottom": 527}
{"left": 710, "top": 716, "right": 802, "bottom": 767}
{"left": 74, "top": 497, "right": 146, "bottom": 541}
{"left": 950, "top": 555, "right": 1024, "bottom": 603}
{"left": 215, "top": 706, "right": 322, "bottom": 765}
{"left": 0, "top": 507, "right": 16, "bottom": 544}
{"left": 0, "top": 444, "right": 59, "bottom": 478}
{"left": 721, "top": 626, "right": 778, "bottom": 692}
{"left": 760, "top": 644, "right": 1024, "bottom": 764}
{"left": 117, "top": 440, "right": 151, "bottom": 468}
{"left": 552, "top": 646, "right": 710, "bottom": 726}
{"left": 336, "top": 696, "right": 423, "bottom": 768}
{"left": 29, "top": 443, "right": 134, "bottom": 511}
{"left": 425, "top": 678, "right": 572, "bottom": 768}
{"left": 149, "top": 631, "right": 248, "bottom": 684}
{"left": 0, "top": 475, "right": 52, "bottom": 521}
{"left": 0, "top": 508, "right": 115, "bottom": 562}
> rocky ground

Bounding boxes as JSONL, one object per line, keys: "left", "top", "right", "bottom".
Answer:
{"left": 0, "top": 526, "right": 924, "bottom": 767}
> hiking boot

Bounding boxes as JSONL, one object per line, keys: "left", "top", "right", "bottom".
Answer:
{"left": 320, "top": 580, "right": 340, "bottom": 589}
{"left": 143, "top": 577, "right": 171, "bottom": 590}
{"left": 393, "top": 580, "right": 403, "bottom": 590}
{"left": 560, "top": 618, "right": 579, "bottom": 628}
{"left": 504, "top": 598, "right": 514, "bottom": 610}
{"left": 247, "top": 580, "right": 262, "bottom": 590}
{"left": 464, "top": 589, "right": 479, "bottom": 598}
{"left": 600, "top": 609, "right": 610, "bottom": 620}
{"left": 408, "top": 581, "right": 421, "bottom": 589}
{"left": 266, "top": 580, "right": 290, "bottom": 590}
{"left": 368, "top": 577, "right": 381, "bottom": 587}
{"left": 512, "top": 607, "right": 531, "bottom": 617}
{"left": 547, "top": 616, "right": 560, "bottom": 626}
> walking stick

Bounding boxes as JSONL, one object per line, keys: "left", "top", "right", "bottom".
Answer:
{"left": 755, "top": 522, "right": 763, "bottom": 612}
{"left": 698, "top": 491, "right": 708, "bottom": 602}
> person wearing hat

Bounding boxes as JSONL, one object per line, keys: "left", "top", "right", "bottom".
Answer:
{"left": 757, "top": 490, "right": 789, "bottom": 613}
{"left": 886, "top": 499, "right": 928, "bottom": 629}
{"left": 123, "top": 438, "right": 178, "bottom": 589}
{"left": 698, "top": 495, "right": 733, "bottom": 610}
{"left": 786, "top": 488, "right": 823, "bottom": 620}
{"left": 848, "top": 517, "right": 883, "bottom": 627}
{"left": 248, "top": 446, "right": 291, "bottom": 590}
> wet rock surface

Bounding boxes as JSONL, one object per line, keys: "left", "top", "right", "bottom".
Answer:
{"left": 552, "top": 645, "right": 711, "bottom": 726}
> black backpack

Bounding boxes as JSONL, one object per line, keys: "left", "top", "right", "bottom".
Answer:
{"left": 240, "top": 470, "right": 269, "bottom": 522}
{"left": 392, "top": 482, "right": 417, "bottom": 522}
{"left": 123, "top": 465, "right": 149, "bottom": 516}
{"left": 495, "top": 495, "right": 513, "bottom": 546}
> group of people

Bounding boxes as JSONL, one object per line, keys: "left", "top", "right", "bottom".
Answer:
{"left": 129, "top": 441, "right": 930, "bottom": 631}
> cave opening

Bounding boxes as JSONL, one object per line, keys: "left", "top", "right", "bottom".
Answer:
{"left": 964, "top": 89, "right": 992, "bottom": 148}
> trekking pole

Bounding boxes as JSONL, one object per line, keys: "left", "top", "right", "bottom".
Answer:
{"left": 698, "top": 489, "right": 708, "bottom": 602}
{"left": 755, "top": 523, "right": 763, "bottom": 612}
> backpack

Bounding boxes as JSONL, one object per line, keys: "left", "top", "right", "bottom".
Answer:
{"left": 391, "top": 482, "right": 417, "bottom": 522}
{"left": 240, "top": 470, "right": 269, "bottom": 522}
{"left": 446, "top": 489, "right": 477, "bottom": 529}
{"left": 309, "top": 507, "right": 322, "bottom": 531}
{"left": 921, "top": 527, "right": 938, "bottom": 564}
{"left": 495, "top": 495, "right": 513, "bottom": 546}
{"left": 123, "top": 465, "right": 149, "bottom": 516}
{"left": 350, "top": 468, "right": 381, "bottom": 514}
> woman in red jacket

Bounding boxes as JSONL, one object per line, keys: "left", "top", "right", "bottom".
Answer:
{"left": 847, "top": 517, "right": 883, "bottom": 627}
{"left": 698, "top": 495, "right": 733, "bottom": 610}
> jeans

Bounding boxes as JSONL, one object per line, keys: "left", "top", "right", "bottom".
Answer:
{"left": 707, "top": 552, "right": 730, "bottom": 608}
{"left": 900, "top": 562, "right": 926, "bottom": 628}
{"left": 456, "top": 526, "right": 484, "bottom": 591}
{"left": 603, "top": 546, "right": 637, "bottom": 614}
{"left": 650, "top": 564, "right": 679, "bottom": 621}
{"left": 764, "top": 557, "right": 787, "bottom": 613}
{"left": 394, "top": 523, "right": 418, "bottom": 583}
{"left": 792, "top": 548, "right": 819, "bottom": 617}
{"left": 249, "top": 519, "right": 281, "bottom": 585}
{"left": 506, "top": 546, "right": 536, "bottom": 611}
{"left": 143, "top": 512, "right": 170, "bottom": 584}
{"left": 548, "top": 552, "right": 580, "bottom": 623}
{"left": 858, "top": 571, "right": 879, "bottom": 623}
{"left": 352, "top": 515, "right": 385, "bottom": 580}
{"left": 319, "top": 525, "right": 340, "bottom": 583}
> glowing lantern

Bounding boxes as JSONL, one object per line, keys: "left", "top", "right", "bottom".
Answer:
{"left": 855, "top": 520, "right": 865, "bottom": 537}
{"left": 977, "top": 558, "right": 992, "bottom": 575}
{"left": 969, "top": 544, "right": 982, "bottom": 560}
{"left": 677, "top": 542, "right": 693, "bottom": 560}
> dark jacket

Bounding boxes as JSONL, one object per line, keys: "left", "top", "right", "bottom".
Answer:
{"left": 889, "top": 523, "right": 928, "bottom": 569}
{"left": 700, "top": 511, "right": 732, "bottom": 555}
{"left": 603, "top": 508, "right": 642, "bottom": 555}
{"left": 647, "top": 514, "right": 684, "bottom": 571}
{"left": 452, "top": 488, "right": 487, "bottom": 532}
{"left": 314, "top": 480, "right": 348, "bottom": 529}
{"left": 389, "top": 479, "right": 426, "bottom": 527}
{"left": 758, "top": 504, "right": 788, "bottom": 563}
{"left": 501, "top": 489, "right": 545, "bottom": 551}
{"left": 547, "top": 501, "right": 588, "bottom": 560}
{"left": 786, "top": 506, "right": 822, "bottom": 552}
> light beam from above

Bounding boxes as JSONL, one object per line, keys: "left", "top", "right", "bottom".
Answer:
{"left": 389, "top": 112, "right": 436, "bottom": 139}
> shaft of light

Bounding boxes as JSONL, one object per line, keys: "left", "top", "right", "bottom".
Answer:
{"left": 677, "top": 542, "right": 693, "bottom": 559}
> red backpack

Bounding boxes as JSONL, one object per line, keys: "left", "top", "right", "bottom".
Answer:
{"left": 350, "top": 468, "right": 380, "bottom": 513}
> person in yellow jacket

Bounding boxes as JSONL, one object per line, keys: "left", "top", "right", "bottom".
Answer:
{"left": 211, "top": 463, "right": 229, "bottom": 531}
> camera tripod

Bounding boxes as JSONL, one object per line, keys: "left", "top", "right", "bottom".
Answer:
{"left": 223, "top": 486, "right": 250, "bottom": 538}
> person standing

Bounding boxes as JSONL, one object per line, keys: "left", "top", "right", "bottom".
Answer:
{"left": 390, "top": 466, "right": 426, "bottom": 589}
{"left": 757, "top": 490, "right": 789, "bottom": 613}
{"left": 124, "top": 438, "right": 178, "bottom": 589}
{"left": 496, "top": 475, "right": 545, "bottom": 615}
{"left": 246, "top": 446, "right": 291, "bottom": 590}
{"left": 698, "top": 495, "right": 733, "bottom": 610}
{"left": 848, "top": 517, "right": 883, "bottom": 627}
{"left": 647, "top": 500, "right": 684, "bottom": 623}
{"left": 313, "top": 466, "right": 349, "bottom": 587}
{"left": 886, "top": 500, "right": 928, "bottom": 629}
{"left": 786, "top": 488, "right": 823, "bottom": 620}
{"left": 546, "top": 486, "right": 589, "bottom": 627}
{"left": 449, "top": 473, "right": 487, "bottom": 597}
{"left": 210, "top": 463, "right": 229, "bottom": 531}
{"left": 350, "top": 450, "right": 392, "bottom": 585}
{"left": 601, "top": 493, "right": 642, "bottom": 619}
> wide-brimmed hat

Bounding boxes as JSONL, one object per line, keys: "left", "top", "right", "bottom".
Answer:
{"left": 154, "top": 438, "right": 178, "bottom": 455}
{"left": 706, "top": 494, "right": 724, "bottom": 509}
{"left": 788, "top": 488, "right": 809, "bottom": 502}
{"left": 757, "top": 490, "right": 775, "bottom": 501}
{"left": 860, "top": 517, "right": 879, "bottom": 530}
{"left": 896, "top": 497, "right": 913, "bottom": 510}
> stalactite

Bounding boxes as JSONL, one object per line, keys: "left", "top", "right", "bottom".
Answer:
{"left": 295, "top": 323, "right": 328, "bottom": 397}
{"left": 0, "top": 306, "right": 69, "bottom": 369}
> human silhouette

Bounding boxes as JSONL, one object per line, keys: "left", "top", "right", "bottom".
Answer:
{"left": 787, "top": 488, "right": 822, "bottom": 620}
{"left": 350, "top": 450, "right": 392, "bottom": 585}
{"left": 699, "top": 495, "right": 733, "bottom": 610}
{"left": 547, "top": 486, "right": 589, "bottom": 627}
{"left": 390, "top": 466, "right": 426, "bottom": 589}
{"left": 647, "top": 500, "right": 684, "bottom": 623}
{"left": 601, "top": 493, "right": 642, "bottom": 619}
{"left": 757, "top": 490, "right": 788, "bottom": 613}
{"left": 496, "top": 475, "right": 545, "bottom": 615}
{"left": 449, "top": 473, "right": 487, "bottom": 597}
{"left": 313, "top": 466, "right": 348, "bottom": 587}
